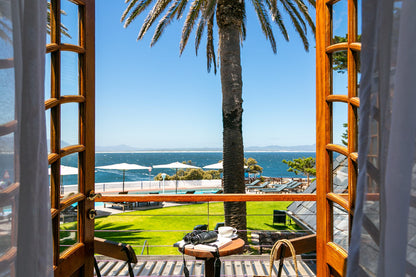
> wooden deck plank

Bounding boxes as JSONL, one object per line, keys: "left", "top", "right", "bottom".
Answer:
{"left": 164, "top": 261, "right": 177, "bottom": 276}
{"left": 284, "top": 260, "right": 297, "bottom": 276}
{"left": 94, "top": 255, "right": 316, "bottom": 276}
{"left": 151, "top": 260, "right": 167, "bottom": 276}
{"left": 116, "top": 263, "right": 129, "bottom": 276}
{"left": 100, "top": 261, "right": 117, "bottom": 276}
{"left": 132, "top": 261, "right": 147, "bottom": 276}
{"left": 140, "top": 260, "right": 156, "bottom": 276}
{"left": 298, "top": 259, "right": 316, "bottom": 276}
{"left": 97, "top": 260, "right": 108, "bottom": 273}
{"left": 193, "top": 260, "right": 204, "bottom": 277}
{"left": 187, "top": 261, "right": 196, "bottom": 276}
{"left": 172, "top": 260, "right": 184, "bottom": 276}
{"left": 241, "top": 260, "right": 253, "bottom": 276}
{"left": 255, "top": 260, "right": 268, "bottom": 276}
{"left": 233, "top": 260, "right": 244, "bottom": 276}
{"left": 223, "top": 260, "right": 234, "bottom": 276}
{"left": 108, "top": 261, "right": 127, "bottom": 276}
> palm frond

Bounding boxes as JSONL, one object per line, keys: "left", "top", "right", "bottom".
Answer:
{"left": 206, "top": 12, "right": 216, "bottom": 73}
{"left": 264, "top": 0, "right": 288, "bottom": 41}
{"left": 292, "top": 0, "right": 315, "bottom": 34}
{"left": 265, "top": 0, "right": 277, "bottom": 15}
{"left": 195, "top": 16, "right": 206, "bottom": 55}
{"left": 202, "top": 0, "right": 216, "bottom": 20}
{"left": 251, "top": 0, "right": 276, "bottom": 53}
{"left": 180, "top": 0, "right": 203, "bottom": 55}
{"left": 138, "top": 0, "right": 172, "bottom": 40}
{"left": 175, "top": 0, "right": 189, "bottom": 19}
{"left": 241, "top": 1, "right": 246, "bottom": 42}
{"left": 121, "top": 0, "right": 140, "bottom": 22}
{"left": 241, "top": 20, "right": 246, "bottom": 42}
{"left": 271, "top": 5, "right": 289, "bottom": 41}
{"left": 280, "top": 0, "right": 309, "bottom": 51}
{"left": 305, "top": 0, "right": 315, "bottom": 7}
{"left": 282, "top": 0, "right": 306, "bottom": 32}
{"left": 122, "top": 0, "right": 154, "bottom": 28}
{"left": 151, "top": 0, "right": 182, "bottom": 46}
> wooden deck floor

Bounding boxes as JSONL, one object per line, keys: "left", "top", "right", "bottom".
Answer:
{"left": 95, "top": 255, "right": 316, "bottom": 277}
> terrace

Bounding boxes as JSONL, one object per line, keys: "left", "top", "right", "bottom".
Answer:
{"left": 1, "top": 0, "right": 414, "bottom": 277}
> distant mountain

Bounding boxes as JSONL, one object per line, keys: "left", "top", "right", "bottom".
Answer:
{"left": 245, "top": 144, "right": 316, "bottom": 152}
{"left": 95, "top": 144, "right": 140, "bottom": 152}
{"left": 95, "top": 144, "right": 316, "bottom": 152}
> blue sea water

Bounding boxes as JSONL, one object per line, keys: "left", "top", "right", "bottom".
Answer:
{"left": 0, "top": 152, "right": 316, "bottom": 186}
{"left": 60, "top": 151, "right": 316, "bottom": 186}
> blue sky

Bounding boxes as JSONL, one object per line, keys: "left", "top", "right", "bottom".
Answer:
{"left": 46, "top": 0, "right": 357, "bottom": 150}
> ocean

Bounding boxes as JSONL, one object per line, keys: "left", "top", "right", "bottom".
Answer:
{"left": 0, "top": 151, "right": 316, "bottom": 186}
{"left": 62, "top": 151, "right": 316, "bottom": 186}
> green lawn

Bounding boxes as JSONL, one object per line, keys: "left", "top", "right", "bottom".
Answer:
{"left": 60, "top": 201, "right": 299, "bottom": 255}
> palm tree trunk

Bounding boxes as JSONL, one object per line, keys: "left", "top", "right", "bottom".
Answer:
{"left": 217, "top": 0, "right": 247, "bottom": 242}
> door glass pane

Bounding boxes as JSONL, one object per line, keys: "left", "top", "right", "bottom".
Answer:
{"left": 45, "top": 53, "right": 52, "bottom": 101}
{"left": 332, "top": 153, "right": 348, "bottom": 194}
{"left": 332, "top": 102, "right": 348, "bottom": 146}
{"left": 61, "top": 0, "right": 79, "bottom": 45}
{"left": 332, "top": 202, "right": 349, "bottom": 251}
{"left": 45, "top": 110, "right": 51, "bottom": 155}
{"left": 61, "top": 102, "right": 79, "bottom": 146}
{"left": 331, "top": 0, "right": 348, "bottom": 41}
{"left": 47, "top": 0, "right": 51, "bottom": 44}
{"left": 0, "top": 69, "right": 15, "bottom": 125}
{"left": 357, "top": 0, "right": 362, "bottom": 37}
{"left": 60, "top": 205, "right": 78, "bottom": 253}
{"left": 332, "top": 50, "right": 348, "bottom": 95}
{"left": 61, "top": 154, "right": 79, "bottom": 194}
{"left": 61, "top": 51, "right": 79, "bottom": 95}
{"left": 0, "top": 203, "right": 13, "bottom": 255}
{"left": 0, "top": 134, "right": 14, "bottom": 187}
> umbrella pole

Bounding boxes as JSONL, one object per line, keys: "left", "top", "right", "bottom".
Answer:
{"left": 175, "top": 168, "right": 178, "bottom": 194}
{"left": 122, "top": 170, "right": 125, "bottom": 192}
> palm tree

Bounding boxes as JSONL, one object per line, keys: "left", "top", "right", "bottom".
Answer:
{"left": 121, "top": 0, "right": 315, "bottom": 242}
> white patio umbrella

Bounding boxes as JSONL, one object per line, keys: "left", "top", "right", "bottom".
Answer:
{"left": 96, "top": 163, "right": 151, "bottom": 192}
{"left": 203, "top": 162, "right": 224, "bottom": 170}
{"left": 48, "top": 165, "right": 78, "bottom": 176}
{"left": 48, "top": 165, "right": 78, "bottom": 193}
{"left": 203, "top": 161, "right": 248, "bottom": 170}
{"left": 152, "top": 162, "right": 200, "bottom": 194}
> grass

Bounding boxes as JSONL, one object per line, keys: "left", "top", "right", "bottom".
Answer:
{"left": 60, "top": 201, "right": 300, "bottom": 255}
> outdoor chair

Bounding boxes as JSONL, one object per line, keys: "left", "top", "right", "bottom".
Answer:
{"left": 259, "top": 184, "right": 289, "bottom": 194}
{"left": 288, "top": 181, "right": 303, "bottom": 190}
{"left": 214, "top": 222, "right": 225, "bottom": 231}
{"left": 245, "top": 179, "right": 261, "bottom": 187}
{"left": 110, "top": 191, "right": 133, "bottom": 211}
{"left": 273, "top": 210, "right": 287, "bottom": 226}
{"left": 247, "top": 181, "right": 270, "bottom": 192}
{"left": 193, "top": 224, "right": 208, "bottom": 231}
{"left": 94, "top": 237, "right": 137, "bottom": 277}
{"left": 256, "top": 231, "right": 311, "bottom": 254}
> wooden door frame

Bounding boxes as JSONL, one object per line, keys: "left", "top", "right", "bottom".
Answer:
{"left": 46, "top": 0, "right": 95, "bottom": 276}
{"left": 316, "top": 0, "right": 360, "bottom": 276}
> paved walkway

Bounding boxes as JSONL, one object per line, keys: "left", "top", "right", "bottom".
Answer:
{"left": 94, "top": 201, "right": 191, "bottom": 217}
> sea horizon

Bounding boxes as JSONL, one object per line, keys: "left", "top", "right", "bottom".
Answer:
{"left": 95, "top": 150, "right": 316, "bottom": 154}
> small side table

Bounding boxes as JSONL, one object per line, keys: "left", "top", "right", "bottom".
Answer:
{"left": 180, "top": 238, "right": 245, "bottom": 277}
